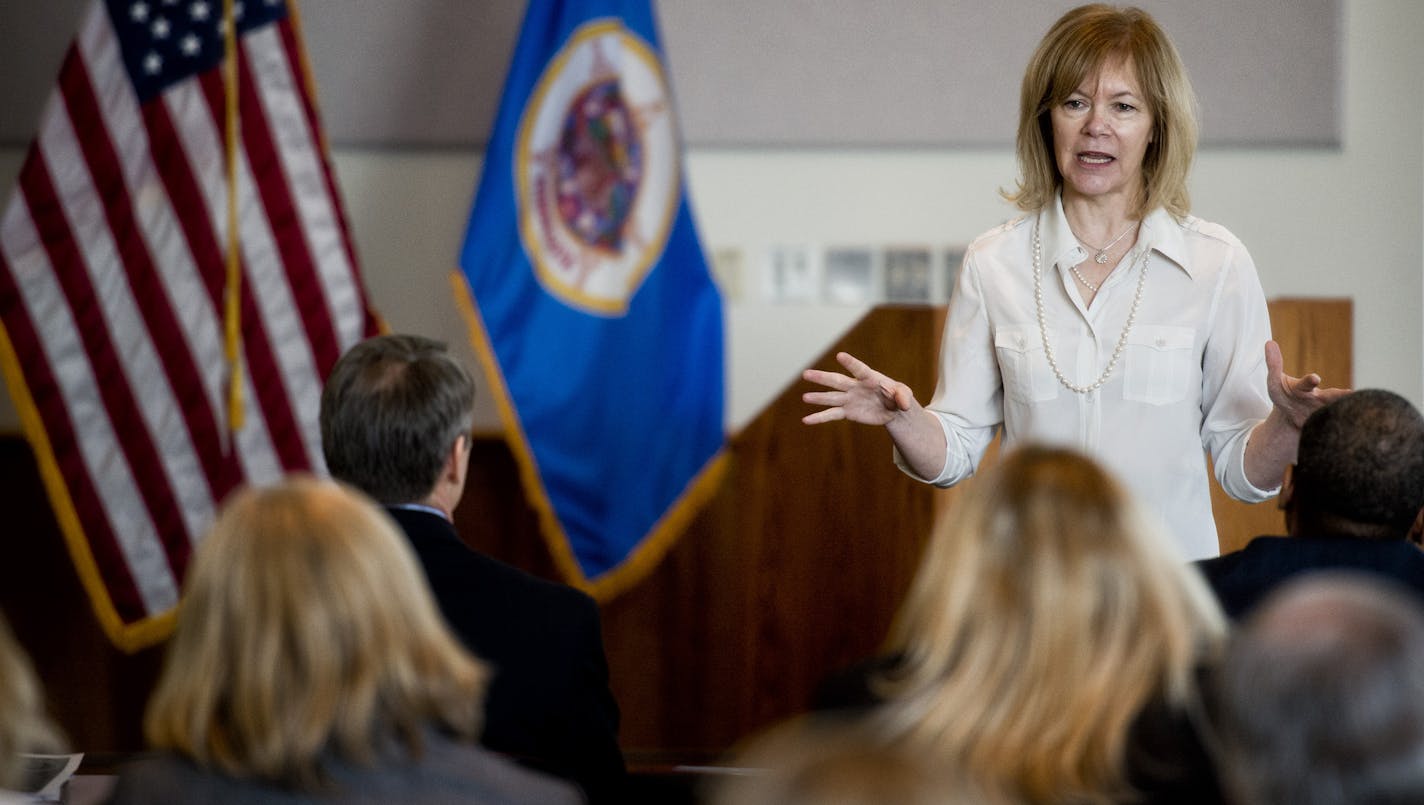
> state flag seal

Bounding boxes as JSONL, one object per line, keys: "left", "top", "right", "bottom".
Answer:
{"left": 515, "top": 19, "right": 679, "bottom": 316}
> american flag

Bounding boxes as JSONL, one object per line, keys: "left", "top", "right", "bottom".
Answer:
{"left": 0, "top": 0, "right": 379, "bottom": 650}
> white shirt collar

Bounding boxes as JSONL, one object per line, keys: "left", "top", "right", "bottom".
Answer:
{"left": 386, "top": 502, "right": 451, "bottom": 522}
{"left": 1041, "top": 193, "right": 1194, "bottom": 279}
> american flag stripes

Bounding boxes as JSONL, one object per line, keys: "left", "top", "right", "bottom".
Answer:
{"left": 0, "top": 0, "right": 378, "bottom": 650}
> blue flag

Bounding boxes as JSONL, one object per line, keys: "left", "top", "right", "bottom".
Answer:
{"left": 457, "top": 0, "right": 725, "bottom": 595}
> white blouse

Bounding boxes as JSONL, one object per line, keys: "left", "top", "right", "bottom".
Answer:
{"left": 897, "top": 195, "right": 1275, "bottom": 560}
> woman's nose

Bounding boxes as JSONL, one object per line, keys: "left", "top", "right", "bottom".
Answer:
{"left": 1082, "top": 106, "right": 1110, "bottom": 136}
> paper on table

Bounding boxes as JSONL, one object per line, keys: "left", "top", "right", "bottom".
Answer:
{"left": 18, "top": 754, "right": 83, "bottom": 802}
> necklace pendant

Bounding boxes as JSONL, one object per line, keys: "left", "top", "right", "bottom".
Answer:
{"left": 1095, "top": 251, "right": 1110, "bottom": 264}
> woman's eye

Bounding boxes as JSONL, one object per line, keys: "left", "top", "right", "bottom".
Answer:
{"left": 1064, "top": 99, "right": 1087, "bottom": 110}
{"left": 1115, "top": 102, "right": 1138, "bottom": 113}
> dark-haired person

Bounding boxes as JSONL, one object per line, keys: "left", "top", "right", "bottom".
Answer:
{"left": 801, "top": 4, "right": 1347, "bottom": 560}
{"left": 320, "top": 334, "right": 624, "bottom": 802}
{"left": 1196, "top": 389, "right": 1424, "bottom": 619}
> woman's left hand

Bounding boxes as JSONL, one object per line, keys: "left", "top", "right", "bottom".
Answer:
{"left": 1264, "top": 340, "right": 1351, "bottom": 429}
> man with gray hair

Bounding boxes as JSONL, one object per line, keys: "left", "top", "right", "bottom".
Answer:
{"left": 1197, "top": 389, "right": 1424, "bottom": 618}
{"left": 321, "top": 334, "right": 625, "bottom": 802}
{"left": 1212, "top": 573, "right": 1424, "bottom": 805}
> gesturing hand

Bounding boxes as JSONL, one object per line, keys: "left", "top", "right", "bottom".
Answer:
{"left": 801, "top": 351, "right": 917, "bottom": 426}
{"left": 1264, "top": 340, "right": 1351, "bottom": 429}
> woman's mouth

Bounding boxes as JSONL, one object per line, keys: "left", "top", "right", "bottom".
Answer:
{"left": 1078, "top": 152, "right": 1115, "bottom": 165}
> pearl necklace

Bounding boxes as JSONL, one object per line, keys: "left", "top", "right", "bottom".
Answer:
{"left": 1033, "top": 215, "right": 1149, "bottom": 394}
{"left": 1080, "top": 222, "right": 1138, "bottom": 264}
{"left": 1069, "top": 263, "right": 1100, "bottom": 291}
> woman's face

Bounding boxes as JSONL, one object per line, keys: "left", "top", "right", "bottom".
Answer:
{"left": 1050, "top": 58, "right": 1154, "bottom": 207}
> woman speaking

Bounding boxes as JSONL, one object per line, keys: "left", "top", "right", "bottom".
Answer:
{"left": 802, "top": 4, "right": 1347, "bottom": 559}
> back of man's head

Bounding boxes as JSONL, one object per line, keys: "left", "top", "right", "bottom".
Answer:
{"left": 320, "top": 334, "right": 475, "bottom": 504}
{"left": 1291, "top": 389, "right": 1424, "bottom": 539}
{"left": 1213, "top": 573, "right": 1424, "bottom": 805}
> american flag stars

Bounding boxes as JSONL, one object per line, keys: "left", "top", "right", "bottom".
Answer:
{"left": 109, "top": 0, "right": 285, "bottom": 100}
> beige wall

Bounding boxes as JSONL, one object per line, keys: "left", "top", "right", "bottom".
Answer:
{"left": 1, "top": 0, "right": 1420, "bottom": 435}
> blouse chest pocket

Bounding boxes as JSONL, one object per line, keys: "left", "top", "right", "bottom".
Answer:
{"left": 1122, "top": 325, "right": 1196, "bottom": 405}
{"left": 994, "top": 327, "right": 1059, "bottom": 404}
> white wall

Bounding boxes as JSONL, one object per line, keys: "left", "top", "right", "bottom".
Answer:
{"left": 1, "top": 0, "right": 1420, "bottom": 435}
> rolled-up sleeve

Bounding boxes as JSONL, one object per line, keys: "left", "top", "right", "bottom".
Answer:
{"left": 894, "top": 247, "right": 1002, "bottom": 487}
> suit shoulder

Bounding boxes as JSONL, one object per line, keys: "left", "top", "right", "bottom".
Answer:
{"left": 1193, "top": 535, "right": 1286, "bottom": 582}
{"left": 470, "top": 551, "right": 595, "bottom": 607}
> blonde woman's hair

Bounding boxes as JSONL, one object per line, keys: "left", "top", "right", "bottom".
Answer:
{"left": 0, "top": 614, "right": 65, "bottom": 790}
{"left": 875, "top": 446, "right": 1225, "bottom": 804}
{"left": 1003, "top": 4, "right": 1199, "bottom": 219}
{"left": 144, "top": 476, "right": 488, "bottom": 789}
{"left": 711, "top": 715, "right": 979, "bottom": 805}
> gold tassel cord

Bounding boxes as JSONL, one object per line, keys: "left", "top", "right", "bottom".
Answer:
{"left": 222, "top": 0, "right": 244, "bottom": 435}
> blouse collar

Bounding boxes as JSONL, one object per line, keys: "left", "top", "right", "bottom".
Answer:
{"left": 1042, "top": 193, "right": 1194, "bottom": 279}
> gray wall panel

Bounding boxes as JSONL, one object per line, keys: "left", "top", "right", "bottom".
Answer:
{"left": 0, "top": 0, "right": 1340, "bottom": 148}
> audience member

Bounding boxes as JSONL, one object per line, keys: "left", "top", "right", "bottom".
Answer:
{"left": 0, "top": 614, "right": 64, "bottom": 802}
{"left": 319, "top": 334, "right": 624, "bottom": 801}
{"left": 107, "top": 478, "right": 580, "bottom": 804}
{"left": 821, "top": 446, "right": 1227, "bottom": 804}
{"left": 709, "top": 714, "right": 974, "bottom": 805}
{"left": 1196, "top": 389, "right": 1424, "bottom": 618}
{"left": 1211, "top": 573, "right": 1424, "bottom": 805}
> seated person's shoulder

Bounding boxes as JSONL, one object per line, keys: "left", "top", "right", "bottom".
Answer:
{"left": 472, "top": 551, "right": 598, "bottom": 610}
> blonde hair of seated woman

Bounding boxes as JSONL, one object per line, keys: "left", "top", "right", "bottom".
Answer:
{"left": 0, "top": 613, "right": 65, "bottom": 792}
{"left": 710, "top": 714, "right": 982, "bottom": 805}
{"left": 142, "top": 476, "right": 489, "bottom": 790}
{"left": 874, "top": 445, "right": 1226, "bottom": 804}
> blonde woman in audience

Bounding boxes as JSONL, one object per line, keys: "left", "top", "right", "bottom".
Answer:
{"left": 0, "top": 614, "right": 65, "bottom": 802}
{"left": 107, "top": 477, "right": 579, "bottom": 804}
{"left": 839, "top": 446, "right": 1228, "bottom": 804}
{"left": 711, "top": 714, "right": 982, "bottom": 805}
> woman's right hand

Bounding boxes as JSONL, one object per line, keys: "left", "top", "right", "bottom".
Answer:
{"left": 801, "top": 351, "right": 917, "bottom": 426}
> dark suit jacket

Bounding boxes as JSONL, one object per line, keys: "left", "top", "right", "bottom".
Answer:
{"left": 106, "top": 734, "right": 582, "bottom": 805}
{"left": 384, "top": 507, "right": 625, "bottom": 803}
{"left": 1194, "top": 534, "right": 1424, "bottom": 620}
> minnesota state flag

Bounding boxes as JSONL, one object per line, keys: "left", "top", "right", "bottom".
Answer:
{"left": 456, "top": 0, "right": 725, "bottom": 596}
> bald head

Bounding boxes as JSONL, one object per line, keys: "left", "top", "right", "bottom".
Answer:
{"left": 1214, "top": 573, "right": 1424, "bottom": 805}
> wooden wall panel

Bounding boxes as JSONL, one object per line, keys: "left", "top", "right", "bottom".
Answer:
{"left": 0, "top": 298, "right": 1353, "bottom": 765}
